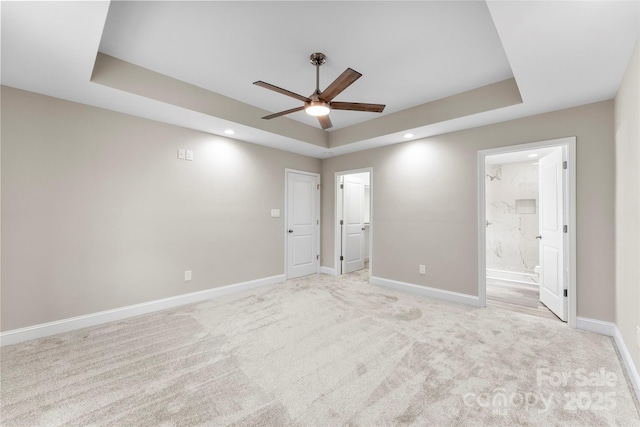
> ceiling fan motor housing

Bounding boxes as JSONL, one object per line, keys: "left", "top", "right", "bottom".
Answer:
{"left": 309, "top": 52, "right": 326, "bottom": 66}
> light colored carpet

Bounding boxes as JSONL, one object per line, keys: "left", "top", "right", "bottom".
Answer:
{"left": 2, "top": 270, "right": 639, "bottom": 426}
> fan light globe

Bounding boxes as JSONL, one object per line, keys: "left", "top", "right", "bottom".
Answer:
{"left": 305, "top": 101, "right": 330, "bottom": 117}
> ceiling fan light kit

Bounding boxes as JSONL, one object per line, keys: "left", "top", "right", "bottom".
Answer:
{"left": 305, "top": 101, "right": 330, "bottom": 116}
{"left": 253, "top": 52, "right": 385, "bottom": 129}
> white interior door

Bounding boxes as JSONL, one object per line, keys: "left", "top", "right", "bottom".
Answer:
{"left": 342, "top": 176, "right": 365, "bottom": 273}
{"left": 538, "top": 148, "right": 567, "bottom": 321}
{"left": 287, "top": 171, "right": 319, "bottom": 279}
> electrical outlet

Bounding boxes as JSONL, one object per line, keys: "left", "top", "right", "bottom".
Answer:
{"left": 184, "top": 270, "right": 192, "bottom": 281}
{"left": 185, "top": 150, "right": 194, "bottom": 161}
{"left": 419, "top": 264, "right": 426, "bottom": 275}
{"left": 177, "top": 149, "right": 186, "bottom": 160}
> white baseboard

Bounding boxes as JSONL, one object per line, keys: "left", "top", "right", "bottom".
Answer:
{"left": 370, "top": 276, "right": 482, "bottom": 307}
{"left": 576, "top": 317, "right": 617, "bottom": 336}
{"left": 613, "top": 326, "right": 640, "bottom": 401}
{"left": 576, "top": 317, "right": 640, "bottom": 401}
{"left": 320, "top": 266, "right": 338, "bottom": 276}
{"left": 0, "top": 274, "right": 285, "bottom": 347}
{"left": 486, "top": 268, "right": 539, "bottom": 285}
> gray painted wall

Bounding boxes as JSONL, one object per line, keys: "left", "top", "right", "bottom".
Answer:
{"left": 1, "top": 87, "right": 320, "bottom": 331}
{"left": 0, "top": 86, "right": 619, "bottom": 331}
{"left": 615, "top": 37, "right": 640, "bottom": 375}
{"left": 321, "top": 100, "right": 615, "bottom": 322}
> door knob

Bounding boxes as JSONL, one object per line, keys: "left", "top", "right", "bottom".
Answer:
{"left": 535, "top": 235, "right": 542, "bottom": 240}
{"left": 362, "top": 227, "right": 365, "bottom": 231}
{"left": 288, "top": 229, "right": 293, "bottom": 233}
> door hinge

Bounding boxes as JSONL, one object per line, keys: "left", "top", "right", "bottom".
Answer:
{"left": 340, "top": 183, "right": 344, "bottom": 189}
{"left": 340, "top": 256, "right": 344, "bottom": 261}
{"left": 564, "top": 289, "right": 568, "bottom": 297}
{"left": 317, "top": 255, "right": 319, "bottom": 260}
{"left": 340, "top": 220, "right": 344, "bottom": 226}
{"left": 563, "top": 161, "right": 567, "bottom": 170}
{"left": 317, "top": 184, "right": 320, "bottom": 190}
{"left": 317, "top": 220, "right": 319, "bottom": 225}
{"left": 563, "top": 225, "right": 568, "bottom": 233}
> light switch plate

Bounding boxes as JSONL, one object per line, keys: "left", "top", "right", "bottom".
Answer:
{"left": 178, "top": 149, "right": 186, "bottom": 159}
{"left": 636, "top": 326, "right": 640, "bottom": 349}
{"left": 271, "top": 209, "right": 281, "bottom": 218}
{"left": 184, "top": 270, "right": 192, "bottom": 281}
{"left": 185, "top": 150, "right": 194, "bottom": 161}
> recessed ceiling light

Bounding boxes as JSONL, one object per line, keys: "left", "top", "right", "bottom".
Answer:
{"left": 527, "top": 153, "right": 538, "bottom": 158}
{"left": 323, "top": 152, "right": 333, "bottom": 156}
{"left": 224, "top": 129, "right": 235, "bottom": 135}
{"left": 532, "top": 162, "right": 539, "bottom": 165}
{"left": 403, "top": 133, "right": 414, "bottom": 138}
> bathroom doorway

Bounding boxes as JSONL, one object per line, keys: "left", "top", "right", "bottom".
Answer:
{"left": 478, "top": 137, "right": 576, "bottom": 326}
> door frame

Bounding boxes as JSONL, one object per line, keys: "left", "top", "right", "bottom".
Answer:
{"left": 477, "top": 137, "right": 577, "bottom": 327}
{"left": 334, "top": 167, "right": 373, "bottom": 276}
{"left": 284, "top": 169, "right": 321, "bottom": 279}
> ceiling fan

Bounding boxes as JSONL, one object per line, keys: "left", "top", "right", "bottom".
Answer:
{"left": 253, "top": 53, "right": 386, "bottom": 130}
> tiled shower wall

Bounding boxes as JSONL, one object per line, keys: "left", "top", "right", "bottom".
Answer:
{"left": 486, "top": 161, "right": 539, "bottom": 274}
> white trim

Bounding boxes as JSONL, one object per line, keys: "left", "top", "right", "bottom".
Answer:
{"left": 566, "top": 140, "right": 577, "bottom": 329}
{"left": 0, "top": 274, "right": 285, "bottom": 347}
{"left": 320, "top": 266, "right": 338, "bottom": 275}
{"left": 614, "top": 326, "right": 640, "bottom": 401}
{"left": 485, "top": 277, "right": 537, "bottom": 286}
{"left": 284, "top": 169, "right": 321, "bottom": 279}
{"left": 576, "top": 318, "right": 640, "bottom": 401}
{"left": 478, "top": 137, "right": 577, "bottom": 326}
{"left": 576, "top": 317, "right": 617, "bottom": 336}
{"left": 477, "top": 151, "right": 487, "bottom": 307}
{"left": 477, "top": 151, "right": 488, "bottom": 307}
{"left": 370, "top": 276, "right": 482, "bottom": 307}
{"left": 486, "top": 268, "right": 539, "bottom": 285}
{"left": 334, "top": 168, "right": 373, "bottom": 277}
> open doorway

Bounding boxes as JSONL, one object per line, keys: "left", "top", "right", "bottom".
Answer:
{"left": 335, "top": 168, "right": 372, "bottom": 277}
{"left": 478, "top": 137, "right": 576, "bottom": 327}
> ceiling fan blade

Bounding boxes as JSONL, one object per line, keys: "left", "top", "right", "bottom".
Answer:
{"left": 318, "top": 115, "right": 332, "bottom": 129}
{"left": 253, "top": 81, "right": 311, "bottom": 103}
{"left": 262, "top": 106, "right": 305, "bottom": 120}
{"left": 330, "top": 102, "right": 386, "bottom": 113}
{"left": 319, "top": 68, "right": 362, "bottom": 102}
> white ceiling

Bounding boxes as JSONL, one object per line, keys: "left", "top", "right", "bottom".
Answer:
{"left": 2, "top": 1, "right": 639, "bottom": 159}
{"left": 99, "top": 1, "right": 513, "bottom": 130}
